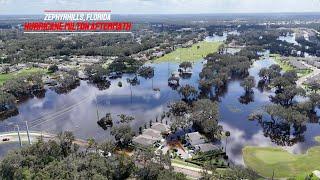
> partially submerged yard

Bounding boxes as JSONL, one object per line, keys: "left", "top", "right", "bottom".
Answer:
{"left": 0, "top": 68, "right": 47, "bottom": 85}
{"left": 243, "top": 136, "right": 320, "bottom": 178}
{"left": 154, "top": 41, "right": 222, "bottom": 63}
{"left": 271, "top": 54, "right": 313, "bottom": 78}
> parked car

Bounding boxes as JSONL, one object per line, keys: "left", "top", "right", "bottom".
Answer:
{"left": 2, "top": 138, "right": 10, "bottom": 142}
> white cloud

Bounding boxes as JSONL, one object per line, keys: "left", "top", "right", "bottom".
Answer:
{"left": 220, "top": 122, "right": 306, "bottom": 165}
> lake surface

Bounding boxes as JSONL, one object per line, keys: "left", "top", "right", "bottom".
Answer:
{"left": 0, "top": 38, "right": 319, "bottom": 165}
{"left": 206, "top": 31, "right": 240, "bottom": 42}
{"left": 278, "top": 33, "right": 300, "bottom": 46}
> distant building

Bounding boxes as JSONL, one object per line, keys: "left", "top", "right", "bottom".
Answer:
{"left": 177, "top": 28, "right": 193, "bottom": 32}
{"left": 152, "top": 51, "right": 165, "bottom": 58}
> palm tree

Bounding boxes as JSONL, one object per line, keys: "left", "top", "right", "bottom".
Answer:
{"left": 225, "top": 131, "right": 230, "bottom": 153}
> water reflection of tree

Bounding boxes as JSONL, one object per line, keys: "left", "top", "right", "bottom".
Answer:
{"left": 53, "top": 72, "right": 81, "bottom": 94}
{"left": 53, "top": 81, "right": 80, "bottom": 94}
{"left": 211, "top": 85, "right": 229, "bottom": 102}
{"left": 93, "top": 81, "right": 111, "bottom": 91}
{"left": 250, "top": 111, "right": 307, "bottom": 146}
{"left": 309, "top": 111, "right": 320, "bottom": 123}
{"left": 169, "top": 85, "right": 179, "bottom": 92}
{"left": 33, "top": 89, "right": 46, "bottom": 99}
{"left": 127, "top": 76, "right": 140, "bottom": 103}
{"left": 238, "top": 91, "right": 254, "bottom": 105}
{"left": 259, "top": 119, "right": 306, "bottom": 146}
{"left": 0, "top": 109, "right": 18, "bottom": 121}
{"left": 179, "top": 73, "right": 192, "bottom": 79}
{"left": 257, "top": 80, "right": 271, "bottom": 92}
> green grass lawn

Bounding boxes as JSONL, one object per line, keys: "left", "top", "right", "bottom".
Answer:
{"left": 0, "top": 73, "right": 12, "bottom": 85}
{"left": 171, "top": 158, "right": 202, "bottom": 169}
{"left": 298, "top": 69, "right": 313, "bottom": 78}
{"left": 243, "top": 137, "right": 320, "bottom": 178}
{"left": 0, "top": 68, "right": 47, "bottom": 85}
{"left": 154, "top": 41, "right": 222, "bottom": 63}
{"left": 272, "top": 54, "right": 295, "bottom": 72}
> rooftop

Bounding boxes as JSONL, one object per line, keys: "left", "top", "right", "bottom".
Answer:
{"left": 186, "top": 132, "right": 205, "bottom": 146}
{"left": 195, "top": 143, "right": 218, "bottom": 152}
{"left": 133, "top": 136, "right": 157, "bottom": 147}
{"left": 151, "top": 123, "right": 170, "bottom": 133}
{"left": 142, "top": 129, "right": 162, "bottom": 140}
{"left": 286, "top": 59, "right": 309, "bottom": 70}
{"left": 132, "top": 123, "right": 168, "bottom": 147}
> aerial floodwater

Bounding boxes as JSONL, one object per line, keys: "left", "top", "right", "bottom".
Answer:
{"left": 0, "top": 33, "right": 319, "bottom": 165}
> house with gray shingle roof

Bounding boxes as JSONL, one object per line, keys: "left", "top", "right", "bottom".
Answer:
{"left": 186, "top": 132, "right": 205, "bottom": 146}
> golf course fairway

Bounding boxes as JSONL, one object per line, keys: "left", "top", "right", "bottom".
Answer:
{"left": 243, "top": 137, "right": 320, "bottom": 178}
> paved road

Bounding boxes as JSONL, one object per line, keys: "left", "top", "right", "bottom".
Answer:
{"left": 297, "top": 61, "right": 320, "bottom": 88}
{"left": 0, "top": 131, "right": 54, "bottom": 144}
{"left": 0, "top": 131, "right": 88, "bottom": 147}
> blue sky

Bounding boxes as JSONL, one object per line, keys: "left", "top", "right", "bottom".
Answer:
{"left": 1, "top": 0, "right": 320, "bottom": 15}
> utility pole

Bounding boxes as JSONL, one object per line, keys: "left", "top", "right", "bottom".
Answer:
{"left": 152, "top": 77, "right": 154, "bottom": 89}
{"left": 25, "top": 121, "right": 31, "bottom": 145}
{"left": 129, "top": 84, "right": 133, "bottom": 104}
{"left": 16, "top": 125, "right": 22, "bottom": 148}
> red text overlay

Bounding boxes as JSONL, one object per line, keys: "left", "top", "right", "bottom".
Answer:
{"left": 23, "top": 10, "right": 133, "bottom": 33}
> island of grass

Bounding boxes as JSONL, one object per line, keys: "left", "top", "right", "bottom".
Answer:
{"left": 154, "top": 41, "right": 223, "bottom": 63}
{"left": 243, "top": 137, "right": 320, "bottom": 178}
{"left": 0, "top": 68, "right": 47, "bottom": 85}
